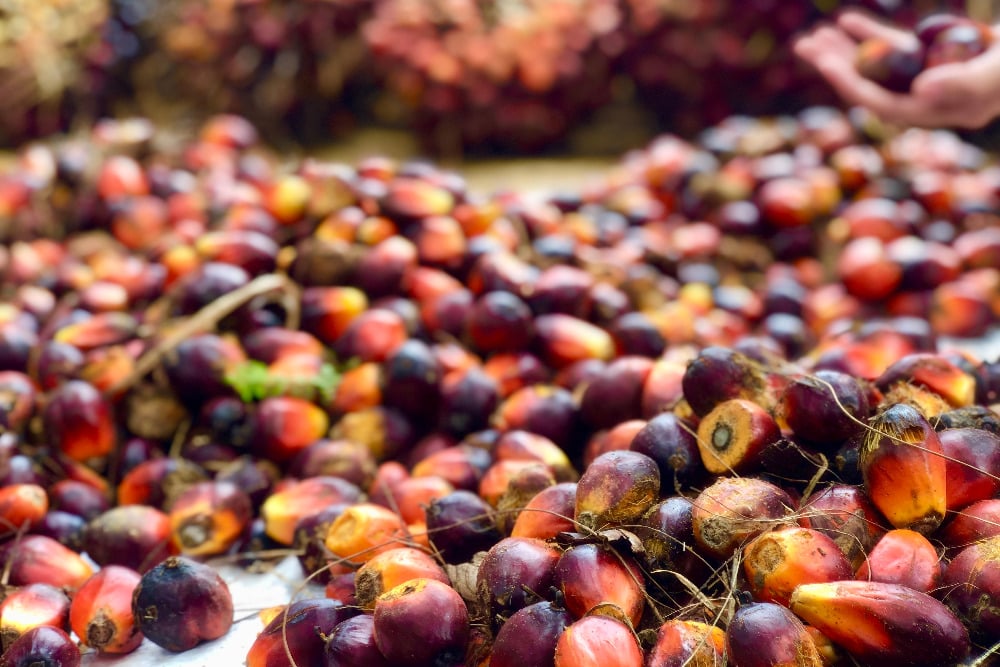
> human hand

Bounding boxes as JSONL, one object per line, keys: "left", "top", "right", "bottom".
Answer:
{"left": 794, "top": 10, "right": 1000, "bottom": 129}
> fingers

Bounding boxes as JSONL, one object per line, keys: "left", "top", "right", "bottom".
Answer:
{"left": 794, "top": 25, "right": 858, "bottom": 68}
{"left": 837, "top": 10, "right": 916, "bottom": 48}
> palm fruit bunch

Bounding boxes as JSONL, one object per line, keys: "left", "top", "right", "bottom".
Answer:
{"left": 118, "top": 0, "right": 376, "bottom": 144}
{"left": 0, "top": 0, "right": 110, "bottom": 145}
{"left": 0, "top": 107, "right": 999, "bottom": 665}
{"left": 617, "top": 0, "right": 972, "bottom": 136}
{"left": 362, "top": 0, "right": 625, "bottom": 155}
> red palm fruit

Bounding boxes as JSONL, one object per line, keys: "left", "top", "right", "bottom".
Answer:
{"left": 860, "top": 404, "right": 947, "bottom": 534}
{"left": 117, "top": 458, "right": 208, "bottom": 509}
{"left": 941, "top": 535, "right": 1000, "bottom": 641}
{"left": 555, "top": 543, "right": 646, "bottom": 627}
{"left": 876, "top": 353, "right": 976, "bottom": 408}
{"left": 323, "top": 613, "right": 389, "bottom": 667}
{"left": 83, "top": 505, "right": 176, "bottom": 572}
{"left": 681, "top": 346, "right": 774, "bottom": 418}
{"left": 940, "top": 499, "right": 1000, "bottom": 550}
{"left": 53, "top": 311, "right": 137, "bottom": 352}
{"left": 477, "top": 537, "right": 561, "bottom": 624}
{"left": 43, "top": 379, "right": 115, "bottom": 461}
{"left": 247, "top": 598, "right": 358, "bottom": 667}
{"left": 837, "top": 237, "right": 902, "bottom": 301}
{"left": 69, "top": 566, "right": 142, "bottom": 654}
{"left": 300, "top": 286, "right": 368, "bottom": 345}
{"left": 373, "top": 578, "right": 468, "bottom": 667}
{"left": 583, "top": 420, "right": 646, "bottom": 469}
{"left": 97, "top": 155, "right": 149, "bottom": 201}
{"left": 929, "top": 280, "right": 994, "bottom": 338}
{"left": 855, "top": 529, "right": 941, "bottom": 593}
{"left": 48, "top": 479, "right": 108, "bottom": 520}
{"left": 168, "top": 481, "right": 253, "bottom": 557}
{"left": 355, "top": 547, "right": 449, "bottom": 608}
{"left": 511, "top": 482, "right": 577, "bottom": 541}
{"left": 325, "top": 503, "right": 410, "bottom": 566}
{"left": 579, "top": 357, "right": 654, "bottom": 431}
{"left": 779, "top": 370, "right": 874, "bottom": 450}
{"left": 491, "top": 600, "right": 573, "bottom": 667}
{"left": 331, "top": 362, "right": 383, "bottom": 414}
{"left": 495, "top": 464, "right": 559, "bottom": 536}
{"left": 629, "top": 412, "right": 702, "bottom": 491}
{"left": 386, "top": 475, "right": 456, "bottom": 527}
{"left": 250, "top": 396, "right": 330, "bottom": 464}
{"left": 413, "top": 215, "right": 466, "bottom": 269}
{"left": 335, "top": 308, "right": 409, "bottom": 364}
{"left": 194, "top": 229, "right": 279, "bottom": 275}
{"left": 0, "top": 584, "right": 70, "bottom": 651}
{"left": 726, "top": 601, "right": 823, "bottom": 667}
{"left": 425, "top": 490, "right": 501, "bottom": 564}
{"left": 0, "top": 535, "right": 93, "bottom": 590}
{"left": 554, "top": 615, "right": 643, "bottom": 667}
{"left": 574, "top": 451, "right": 659, "bottom": 530}
{"left": 133, "top": 556, "right": 234, "bottom": 653}
{"left": 465, "top": 291, "right": 534, "bottom": 355}
{"left": 412, "top": 445, "right": 491, "bottom": 492}
{"left": 0, "top": 483, "right": 48, "bottom": 535}
{"left": 242, "top": 328, "right": 323, "bottom": 364}
{"left": 647, "top": 619, "right": 725, "bottom": 667}
{"left": 353, "top": 236, "right": 417, "bottom": 298}
{"left": 757, "top": 177, "right": 817, "bottom": 228}
{"left": 691, "top": 477, "right": 797, "bottom": 561}
{"left": 491, "top": 384, "right": 578, "bottom": 449}
{"left": 261, "top": 476, "right": 363, "bottom": 546}
{"left": 939, "top": 427, "right": 1000, "bottom": 510}
{"left": 482, "top": 352, "right": 550, "bottom": 398}
{"left": 474, "top": 459, "right": 544, "bottom": 507}
{"left": 789, "top": 581, "right": 970, "bottom": 667}
{"left": 696, "top": 398, "right": 780, "bottom": 475}
{"left": 0, "top": 626, "right": 80, "bottom": 667}
{"left": 800, "top": 484, "right": 887, "bottom": 570}
{"left": 641, "top": 355, "right": 688, "bottom": 418}
{"left": 854, "top": 38, "right": 924, "bottom": 92}
{"left": 495, "top": 430, "right": 577, "bottom": 483}
{"left": 532, "top": 312, "right": 617, "bottom": 369}
{"left": 742, "top": 526, "right": 854, "bottom": 606}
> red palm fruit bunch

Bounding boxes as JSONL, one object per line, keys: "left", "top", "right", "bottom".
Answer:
{"left": 0, "top": 0, "right": 110, "bottom": 145}
{"left": 363, "top": 0, "right": 622, "bottom": 155}
{"left": 131, "top": 0, "right": 376, "bottom": 144}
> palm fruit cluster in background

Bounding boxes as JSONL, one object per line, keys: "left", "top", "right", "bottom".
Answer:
{"left": 0, "top": 0, "right": 990, "bottom": 154}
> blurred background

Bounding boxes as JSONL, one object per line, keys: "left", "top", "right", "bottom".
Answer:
{"left": 2, "top": 0, "right": 999, "bottom": 163}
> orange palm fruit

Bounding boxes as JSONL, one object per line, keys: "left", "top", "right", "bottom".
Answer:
{"left": 860, "top": 403, "right": 947, "bottom": 534}
{"left": 647, "top": 619, "right": 725, "bottom": 667}
{"left": 742, "top": 526, "right": 854, "bottom": 606}
{"left": 69, "top": 566, "right": 143, "bottom": 654}
{"left": 789, "top": 581, "right": 970, "bottom": 666}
